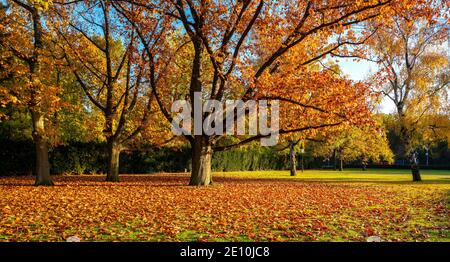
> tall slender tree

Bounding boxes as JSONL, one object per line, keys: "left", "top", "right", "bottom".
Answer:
{"left": 53, "top": 0, "right": 169, "bottom": 182}
{"left": 365, "top": 4, "right": 449, "bottom": 181}
{"left": 1, "top": 0, "right": 61, "bottom": 186}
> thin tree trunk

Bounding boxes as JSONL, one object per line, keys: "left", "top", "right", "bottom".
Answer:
{"left": 31, "top": 110, "right": 53, "bottom": 186}
{"left": 398, "top": 125, "right": 409, "bottom": 163}
{"left": 190, "top": 136, "right": 213, "bottom": 186}
{"left": 333, "top": 149, "right": 337, "bottom": 170}
{"left": 289, "top": 141, "right": 296, "bottom": 176}
{"left": 339, "top": 158, "right": 343, "bottom": 171}
{"left": 398, "top": 111, "right": 421, "bottom": 182}
{"left": 300, "top": 154, "right": 304, "bottom": 173}
{"left": 106, "top": 139, "right": 121, "bottom": 182}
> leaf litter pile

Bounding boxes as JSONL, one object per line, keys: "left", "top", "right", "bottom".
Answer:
{"left": 0, "top": 174, "right": 448, "bottom": 241}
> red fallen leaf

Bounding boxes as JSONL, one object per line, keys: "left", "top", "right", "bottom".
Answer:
{"left": 365, "top": 226, "right": 375, "bottom": 237}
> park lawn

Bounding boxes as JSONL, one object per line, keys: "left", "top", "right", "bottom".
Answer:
{"left": 0, "top": 169, "right": 448, "bottom": 242}
{"left": 216, "top": 169, "right": 450, "bottom": 184}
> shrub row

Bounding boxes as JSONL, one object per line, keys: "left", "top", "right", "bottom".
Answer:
{"left": 0, "top": 140, "right": 291, "bottom": 176}
{"left": 1, "top": 139, "right": 448, "bottom": 176}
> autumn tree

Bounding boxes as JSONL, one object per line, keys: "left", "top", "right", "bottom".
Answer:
{"left": 383, "top": 112, "right": 450, "bottom": 167}
{"left": 273, "top": 136, "right": 309, "bottom": 177}
{"left": 267, "top": 58, "right": 363, "bottom": 176}
{"left": 51, "top": 0, "right": 172, "bottom": 182}
{"left": 0, "top": 4, "right": 16, "bottom": 118}
{"left": 365, "top": 3, "right": 449, "bottom": 181}
{"left": 312, "top": 123, "right": 394, "bottom": 171}
{"left": 0, "top": 0, "right": 63, "bottom": 186}
{"left": 108, "top": 0, "right": 426, "bottom": 186}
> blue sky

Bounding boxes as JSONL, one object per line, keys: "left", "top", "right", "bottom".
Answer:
{"left": 338, "top": 38, "right": 450, "bottom": 114}
{"left": 337, "top": 58, "right": 396, "bottom": 114}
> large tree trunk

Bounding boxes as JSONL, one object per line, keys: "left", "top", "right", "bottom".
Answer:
{"left": 399, "top": 126, "right": 422, "bottom": 182}
{"left": 190, "top": 136, "right": 213, "bottom": 186}
{"left": 411, "top": 164, "right": 421, "bottom": 182}
{"left": 106, "top": 139, "right": 121, "bottom": 182}
{"left": 289, "top": 141, "right": 296, "bottom": 176}
{"left": 410, "top": 152, "right": 422, "bottom": 182}
{"left": 27, "top": 9, "right": 52, "bottom": 186}
{"left": 409, "top": 148, "right": 422, "bottom": 182}
{"left": 31, "top": 110, "right": 53, "bottom": 186}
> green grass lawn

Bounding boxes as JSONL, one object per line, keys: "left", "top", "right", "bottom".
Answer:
{"left": 215, "top": 168, "right": 450, "bottom": 185}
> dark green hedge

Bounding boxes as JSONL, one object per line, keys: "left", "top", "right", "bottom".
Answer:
{"left": 0, "top": 139, "right": 291, "bottom": 176}
{"left": 51, "top": 143, "right": 193, "bottom": 175}
{"left": 50, "top": 142, "right": 108, "bottom": 174}
{"left": 2, "top": 139, "right": 447, "bottom": 176}
{"left": 0, "top": 139, "right": 193, "bottom": 175}
{"left": 0, "top": 139, "right": 35, "bottom": 176}
{"left": 212, "top": 146, "right": 286, "bottom": 171}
